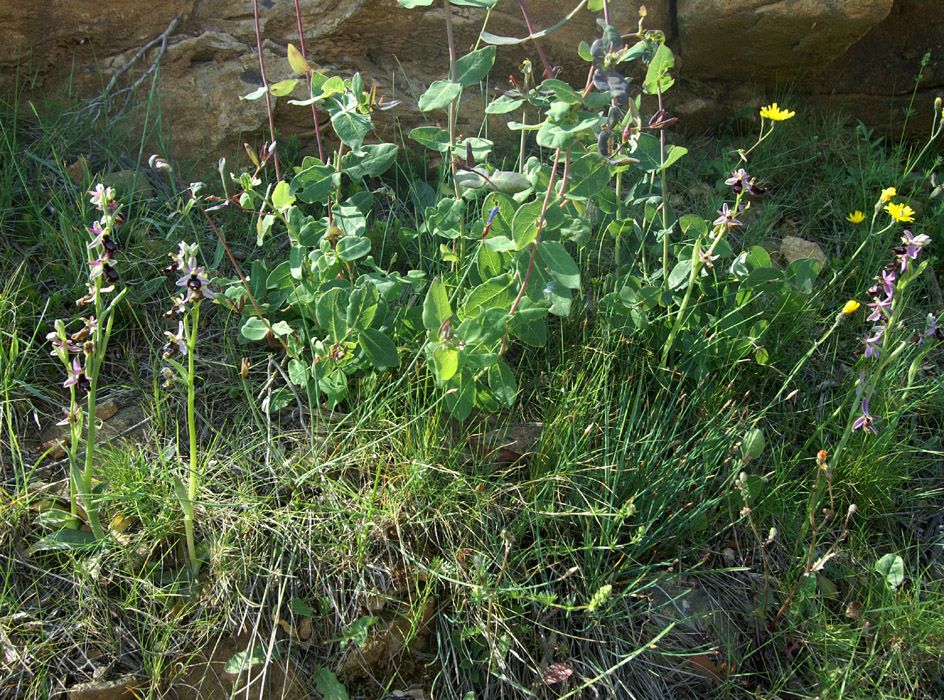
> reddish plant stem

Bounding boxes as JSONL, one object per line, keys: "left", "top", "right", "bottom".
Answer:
{"left": 509, "top": 147, "right": 562, "bottom": 317}
{"left": 252, "top": 0, "right": 281, "bottom": 180}
{"left": 292, "top": 0, "right": 325, "bottom": 162}
{"left": 194, "top": 197, "right": 294, "bottom": 358}
{"left": 516, "top": 0, "right": 555, "bottom": 80}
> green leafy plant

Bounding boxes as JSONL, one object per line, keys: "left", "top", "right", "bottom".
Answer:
{"left": 45, "top": 185, "right": 127, "bottom": 541}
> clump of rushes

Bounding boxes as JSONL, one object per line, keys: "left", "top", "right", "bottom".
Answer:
{"left": 160, "top": 241, "right": 216, "bottom": 577}
{"left": 46, "top": 184, "right": 127, "bottom": 540}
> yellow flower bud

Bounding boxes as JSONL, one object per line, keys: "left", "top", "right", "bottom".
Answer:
{"left": 842, "top": 300, "right": 861, "bottom": 315}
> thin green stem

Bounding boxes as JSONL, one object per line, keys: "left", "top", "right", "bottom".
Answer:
{"left": 184, "top": 302, "right": 201, "bottom": 576}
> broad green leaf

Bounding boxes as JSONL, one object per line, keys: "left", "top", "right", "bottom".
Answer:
{"left": 419, "top": 80, "right": 462, "bottom": 112}
{"left": 331, "top": 109, "right": 373, "bottom": 149}
{"left": 541, "top": 79, "right": 583, "bottom": 104}
{"left": 346, "top": 285, "right": 380, "bottom": 329}
{"left": 537, "top": 240, "right": 580, "bottom": 289}
{"left": 359, "top": 328, "right": 398, "bottom": 370}
{"left": 336, "top": 236, "right": 372, "bottom": 261}
{"left": 487, "top": 170, "right": 532, "bottom": 195}
{"left": 512, "top": 200, "right": 562, "bottom": 250}
{"left": 291, "top": 163, "right": 339, "bottom": 204}
{"left": 288, "top": 358, "right": 308, "bottom": 385}
{"left": 488, "top": 361, "right": 517, "bottom": 407}
{"left": 742, "top": 267, "right": 784, "bottom": 289}
{"left": 272, "top": 180, "right": 295, "bottom": 211}
{"left": 464, "top": 274, "right": 515, "bottom": 317}
{"left": 312, "top": 667, "right": 349, "bottom": 700}
{"left": 270, "top": 320, "right": 293, "bottom": 337}
{"left": 423, "top": 278, "right": 452, "bottom": 333}
{"left": 29, "top": 528, "right": 97, "bottom": 554}
{"left": 444, "top": 367, "right": 475, "bottom": 420}
{"left": 456, "top": 46, "right": 496, "bottom": 86}
{"left": 510, "top": 312, "right": 547, "bottom": 347}
{"left": 225, "top": 644, "right": 276, "bottom": 674}
{"left": 240, "top": 317, "right": 270, "bottom": 341}
{"left": 396, "top": 0, "right": 433, "bottom": 6}
{"left": 485, "top": 95, "right": 525, "bottom": 114}
{"left": 668, "top": 259, "right": 692, "bottom": 292}
{"left": 561, "top": 153, "right": 611, "bottom": 201}
{"left": 741, "top": 428, "right": 765, "bottom": 461}
{"left": 875, "top": 553, "right": 905, "bottom": 590}
{"left": 409, "top": 126, "right": 451, "bottom": 152}
{"left": 643, "top": 44, "right": 675, "bottom": 95}
{"left": 433, "top": 345, "right": 461, "bottom": 381}
{"left": 268, "top": 78, "right": 298, "bottom": 97}
{"left": 341, "top": 143, "right": 399, "bottom": 179}
{"left": 316, "top": 287, "right": 350, "bottom": 341}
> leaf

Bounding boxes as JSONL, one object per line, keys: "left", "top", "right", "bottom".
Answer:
{"left": 240, "top": 317, "right": 270, "bottom": 342}
{"left": 451, "top": 0, "right": 497, "bottom": 6}
{"left": 336, "top": 236, "right": 372, "bottom": 261}
{"left": 268, "top": 79, "right": 298, "bottom": 97}
{"left": 668, "top": 259, "right": 692, "bottom": 292}
{"left": 345, "top": 616, "right": 377, "bottom": 648}
{"left": 537, "top": 240, "right": 580, "bottom": 289}
{"left": 464, "top": 274, "right": 514, "bottom": 317}
{"left": 225, "top": 644, "right": 275, "bottom": 674}
{"left": 341, "top": 143, "right": 399, "bottom": 179}
{"left": 433, "top": 345, "right": 461, "bottom": 381}
{"left": 287, "top": 43, "right": 312, "bottom": 74}
{"left": 240, "top": 85, "right": 269, "bottom": 101}
{"left": 271, "top": 180, "right": 295, "bottom": 211}
{"left": 419, "top": 80, "right": 462, "bottom": 112}
{"left": 444, "top": 368, "right": 475, "bottom": 420}
{"left": 396, "top": 0, "right": 434, "bottom": 6}
{"left": 741, "top": 428, "right": 765, "bottom": 461}
{"left": 291, "top": 162, "right": 339, "bottom": 204}
{"left": 270, "top": 320, "right": 293, "bottom": 336}
{"left": 485, "top": 95, "right": 525, "bottom": 114}
{"left": 29, "top": 528, "right": 98, "bottom": 554}
{"left": 290, "top": 598, "right": 316, "bottom": 616}
{"left": 346, "top": 285, "right": 380, "bottom": 329}
{"left": 875, "top": 553, "right": 905, "bottom": 590}
{"left": 479, "top": 2, "right": 586, "bottom": 45}
{"left": 423, "top": 278, "right": 452, "bottom": 333}
{"left": 643, "top": 44, "right": 676, "bottom": 95}
{"left": 409, "top": 126, "right": 451, "bottom": 152}
{"left": 359, "top": 329, "right": 398, "bottom": 370}
{"left": 487, "top": 170, "right": 532, "bottom": 195}
{"left": 316, "top": 287, "right": 350, "bottom": 341}
{"left": 331, "top": 109, "right": 373, "bottom": 149}
{"left": 488, "top": 361, "right": 517, "bottom": 408}
{"left": 312, "top": 667, "right": 349, "bottom": 700}
{"left": 288, "top": 358, "right": 308, "bottom": 386}
{"left": 456, "top": 46, "right": 496, "bottom": 86}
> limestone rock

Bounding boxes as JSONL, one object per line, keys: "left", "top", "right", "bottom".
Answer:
{"left": 677, "top": 0, "right": 894, "bottom": 82}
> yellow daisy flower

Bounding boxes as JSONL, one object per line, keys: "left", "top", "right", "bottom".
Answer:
{"left": 884, "top": 202, "right": 916, "bottom": 223}
{"left": 759, "top": 103, "right": 796, "bottom": 121}
{"left": 880, "top": 187, "right": 897, "bottom": 203}
{"left": 842, "top": 300, "right": 861, "bottom": 315}
{"left": 846, "top": 210, "right": 865, "bottom": 224}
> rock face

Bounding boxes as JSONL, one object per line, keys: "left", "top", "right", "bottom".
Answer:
{"left": 0, "top": 0, "right": 940, "bottom": 158}
{"left": 676, "top": 0, "right": 895, "bottom": 81}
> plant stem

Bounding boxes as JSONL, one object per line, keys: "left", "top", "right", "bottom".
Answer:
{"left": 293, "top": 0, "right": 325, "bottom": 162}
{"left": 184, "top": 302, "right": 201, "bottom": 576}
{"left": 443, "top": 0, "right": 463, "bottom": 201}
{"left": 515, "top": 0, "right": 554, "bottom": 79}
{"left": 252, "top": 0, "right": 281, "bottom": 180}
